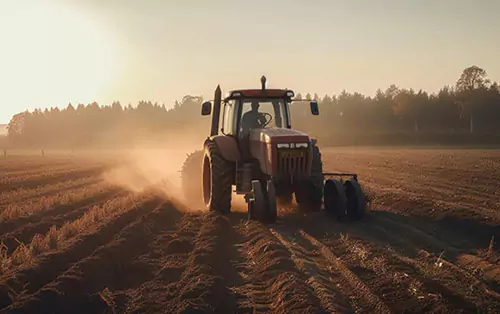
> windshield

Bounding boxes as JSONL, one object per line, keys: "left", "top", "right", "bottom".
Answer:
{"left": 238, "top": 98, "right": 287, "bottom": 136}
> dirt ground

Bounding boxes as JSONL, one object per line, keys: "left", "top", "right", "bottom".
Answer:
{"left": 0, "top": 148, "right": 499, "bottom": 313}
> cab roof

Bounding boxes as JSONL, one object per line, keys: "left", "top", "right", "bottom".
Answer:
{"left": 224, "top": 89, "right": 295, "bottom": 101}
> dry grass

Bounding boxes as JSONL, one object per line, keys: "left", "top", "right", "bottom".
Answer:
{"left": 0, "top": 164, "right": 102, "bottom": 186}
{"left": 0, "top": 176, "right": 101, "bottom": 206}
{"left": 340, "top": 235, "right": 370, "bottom": 267}
{"left": 338, "top": 234, "right": 431, "bottom": 299}
{"left": 0, "top": 182, "right": 119, "bottom": 222}
{"left": 0, "top": 193, "right": 148, "bottom": 274}
{"left": 488, "top": 236, "right": 495, "bottom": 256}
{"left": 0, "top": 242, "right": 9, "bottom": 274}
{"left": 10, "top": 243, "right": 33, "bottom": 267}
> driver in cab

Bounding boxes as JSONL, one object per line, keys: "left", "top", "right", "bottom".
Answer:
{"left": 241, "top": 101, "right": 267, "bottom": 135}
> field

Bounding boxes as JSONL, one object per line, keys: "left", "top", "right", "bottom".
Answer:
{"left": 0, "top": 148, "right": 499, "bottom": 313}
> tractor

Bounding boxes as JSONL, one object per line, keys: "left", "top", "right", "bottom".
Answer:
{"left": 181, "top": 76, "right": 366, "bottom": 223}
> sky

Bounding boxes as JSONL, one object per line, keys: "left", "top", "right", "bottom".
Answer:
{"left": 0, "top": 0, "right": 499, "bottom": 123}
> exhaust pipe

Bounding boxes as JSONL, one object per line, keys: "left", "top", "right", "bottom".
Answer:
{"left": 210, "top": 85, "right": 222, "bottom": 136}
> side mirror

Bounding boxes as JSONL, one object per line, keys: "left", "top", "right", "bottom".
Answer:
{"left": 310, "top": 101, "right": 319, "bottom": 115}
{"left": 201, "top": 101, "right": 212, "bottom": 115}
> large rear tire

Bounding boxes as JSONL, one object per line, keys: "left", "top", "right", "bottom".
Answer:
{"left": 202, "top": 139, "right": 233, "bottom": 214}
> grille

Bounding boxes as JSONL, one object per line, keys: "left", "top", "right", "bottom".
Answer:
{"left": 277, "top": 149, "right": 308, "bottom": 175}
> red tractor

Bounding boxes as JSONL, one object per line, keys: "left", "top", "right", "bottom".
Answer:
{"left": 181, "top": 76, "right": 366, "bottom": 223}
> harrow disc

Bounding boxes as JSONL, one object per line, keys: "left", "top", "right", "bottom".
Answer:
{"left": 324, "top": 179, "right": 347, "bottom": 220}
{"left": 344, "top": 179, "right": 366, "bottom": 221}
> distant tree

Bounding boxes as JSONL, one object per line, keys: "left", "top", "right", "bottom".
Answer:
{"left": 456, "top": 65, "right": 490, "bottom": 92}
{"left": 321, "top": 94, "right": 333, "bottom": 104}
{"left": 455, "top": 66, "right": 491, "bottom": 132}
{"left": 490, "top": 82, "right": 500, "bottom": 93}
{"left": 385, "top": 84, "right": 399, "bottom": 99}
{"left": 111, "top": 101, "right": 123, "bottom": 112}
{"left": 393, "top": 89, "right": 417, "bottom": 131}
{"left": 393, "top": 89, "right": 429, "bottom": 132}
{"left": 7, "top": 112, "right": 29, "bottom": 142}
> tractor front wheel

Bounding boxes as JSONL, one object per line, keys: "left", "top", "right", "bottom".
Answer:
{"left": 296, "top": 145, "right": 323, "bottom": 212}
{"left": 202, "top": 139, "right": 233, "bottom": 214}
{"left": 248, "top": 180, "right": 277, "bottom": 224}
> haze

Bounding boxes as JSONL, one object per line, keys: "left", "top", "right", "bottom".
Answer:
{"left": 1, "top": 0, "right": 499, "bottom": 123}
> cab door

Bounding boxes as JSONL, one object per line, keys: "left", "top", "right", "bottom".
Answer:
{"left": 221, "top": 100, "right": 237, "bottom": 135}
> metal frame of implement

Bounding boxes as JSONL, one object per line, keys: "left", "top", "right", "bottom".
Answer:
{"left": 322, "top": 172, "right": 358, "bottom": 182}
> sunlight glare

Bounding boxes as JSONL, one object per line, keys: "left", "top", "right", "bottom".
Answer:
{"left": 0, "top": 1, "right": 120, "bottom": 112}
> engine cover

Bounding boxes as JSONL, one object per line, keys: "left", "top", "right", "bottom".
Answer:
{"left": 249, "top": 128, "right": 312, "bottom": 178}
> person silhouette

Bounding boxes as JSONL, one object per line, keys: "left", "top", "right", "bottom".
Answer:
{"left": 241, "top": 101, "right": 266, "bottom": 134}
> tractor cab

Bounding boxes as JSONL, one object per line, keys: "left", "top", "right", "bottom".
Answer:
{"left": 221, "top": 91, "right": 292, "bottom": 141}
{"left": 202, "top": 76, "right": 319, "bottom": 141}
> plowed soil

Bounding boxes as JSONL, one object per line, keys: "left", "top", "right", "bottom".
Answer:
{"left": 1, "top": 149, "right": 499, "bottom": 313}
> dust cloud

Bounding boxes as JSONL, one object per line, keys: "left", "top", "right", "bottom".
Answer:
{"left": 100, "top": 131, "right": 205, "bottom": 212}
{"left": 95, "top": 129, "right": 251, "bottom": 213}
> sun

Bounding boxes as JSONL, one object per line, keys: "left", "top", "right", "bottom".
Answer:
{"left": 0, "top": 1, "right": 120, "bottom": 113}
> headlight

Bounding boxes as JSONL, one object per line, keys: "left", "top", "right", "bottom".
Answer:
{"left": 277, "top": 143, "right": 290, "bottom": 148}
{"left": 295, "top": 142, "right": 309, "bottom": 148}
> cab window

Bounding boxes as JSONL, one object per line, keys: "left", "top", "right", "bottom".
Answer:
{"left": 222, "top": 100, "right": 236, "bottom": 135}
{"left": 238, "top": 99, "right": 286, "bottom": 136}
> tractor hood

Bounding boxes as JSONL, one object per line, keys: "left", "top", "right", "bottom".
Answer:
{"left": 249, "top": 128, "right": 311, "bottom": 145}
{"left": 249, "top": 128, "right": 313, "bottom": 177}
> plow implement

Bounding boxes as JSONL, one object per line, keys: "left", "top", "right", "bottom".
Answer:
{"left": 322, "top": 172, "right": 366, "bottom": 221}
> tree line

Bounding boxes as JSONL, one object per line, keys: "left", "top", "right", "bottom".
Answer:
{"left": 5, "top": 65, "right": 500, "bottom": 148}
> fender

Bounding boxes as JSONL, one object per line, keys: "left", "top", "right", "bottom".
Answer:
{"left": 209, "top": 135, "right": 241, "bottom": 162}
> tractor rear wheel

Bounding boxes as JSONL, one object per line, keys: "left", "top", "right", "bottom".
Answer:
{"left": 202, "top": 139, "right": 233, "bottom": 214}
